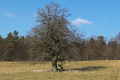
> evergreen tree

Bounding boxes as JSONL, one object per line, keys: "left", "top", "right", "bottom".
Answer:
{"left": 4, "top": 30, "right": 20, "bottom": 61}
{"left": 90, "top": 38, "right": 95, "bottom": 43}
{"left": 4, "top": 32, "right": 14, "bottom": 61}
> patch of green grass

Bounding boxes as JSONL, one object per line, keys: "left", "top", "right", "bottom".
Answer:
{"left": 0, "top": 60, "right": 120, "bottom": 80}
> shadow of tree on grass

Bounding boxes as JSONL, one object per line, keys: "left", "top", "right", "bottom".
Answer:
{"left": 33, "top": 66, "right": 108, "bottom": 73}
{"left": 60, "top": 66, "right": 108, "bottom": 72}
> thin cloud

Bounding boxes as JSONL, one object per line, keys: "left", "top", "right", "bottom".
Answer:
{"left": 71, "top": 18, "right": 92, "bottom": 26}
{"left": 104, "top": 20, "right": 107, "bottom": 23}
{"left": 6, "top": 13, "right": 15, "bottom": 17}
{"left": 33, "top": 12, "right": 37, "bottom": 17}
{"left": 3, "top": 10, "right": 7, "bottom": 12}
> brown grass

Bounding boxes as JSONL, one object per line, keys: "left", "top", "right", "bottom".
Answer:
{"left": 0, "top": 60, "right": 120, "bottom": 80}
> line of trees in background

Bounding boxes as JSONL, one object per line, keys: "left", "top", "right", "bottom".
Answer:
{"left": 0, "top": 31, "right": 29, "bottom": 61}
{"left": 0, "top": 30, "right": 120, "bottom": 61}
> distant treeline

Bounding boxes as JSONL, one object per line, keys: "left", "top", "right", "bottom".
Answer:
{"left": 0, "top": 30, "right": 120, "bottom": 61}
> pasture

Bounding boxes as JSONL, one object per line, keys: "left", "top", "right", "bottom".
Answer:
{"left": 0, "top": 60, "right": 120, "bottom": 80}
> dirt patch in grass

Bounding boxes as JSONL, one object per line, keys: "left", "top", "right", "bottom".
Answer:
{"left": 33, "top": 69, "right": 79, "bottom": 73}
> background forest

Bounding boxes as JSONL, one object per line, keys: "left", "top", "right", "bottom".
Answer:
{"left": 0, "top": 30, "right": 120, "bottom": 61}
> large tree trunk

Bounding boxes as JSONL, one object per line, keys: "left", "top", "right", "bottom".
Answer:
{"left": 51, "top": 58, "right": 57, "bottom": 72}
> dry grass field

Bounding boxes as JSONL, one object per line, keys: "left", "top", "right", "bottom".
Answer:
{"left": 0, "top": 60, "right": 120, "bottom": 80}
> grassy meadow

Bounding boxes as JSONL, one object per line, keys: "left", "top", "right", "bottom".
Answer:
{"left": 0, "top": 60, "right": 120, "bottom": 80}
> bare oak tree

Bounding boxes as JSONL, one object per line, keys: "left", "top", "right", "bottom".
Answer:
{"left": 27, "top": 2, "right": 84, "bottom": 71}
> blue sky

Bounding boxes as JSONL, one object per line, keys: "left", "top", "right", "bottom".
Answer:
{"left": 0, "top": 0, "right": 120, "bottom": 42}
